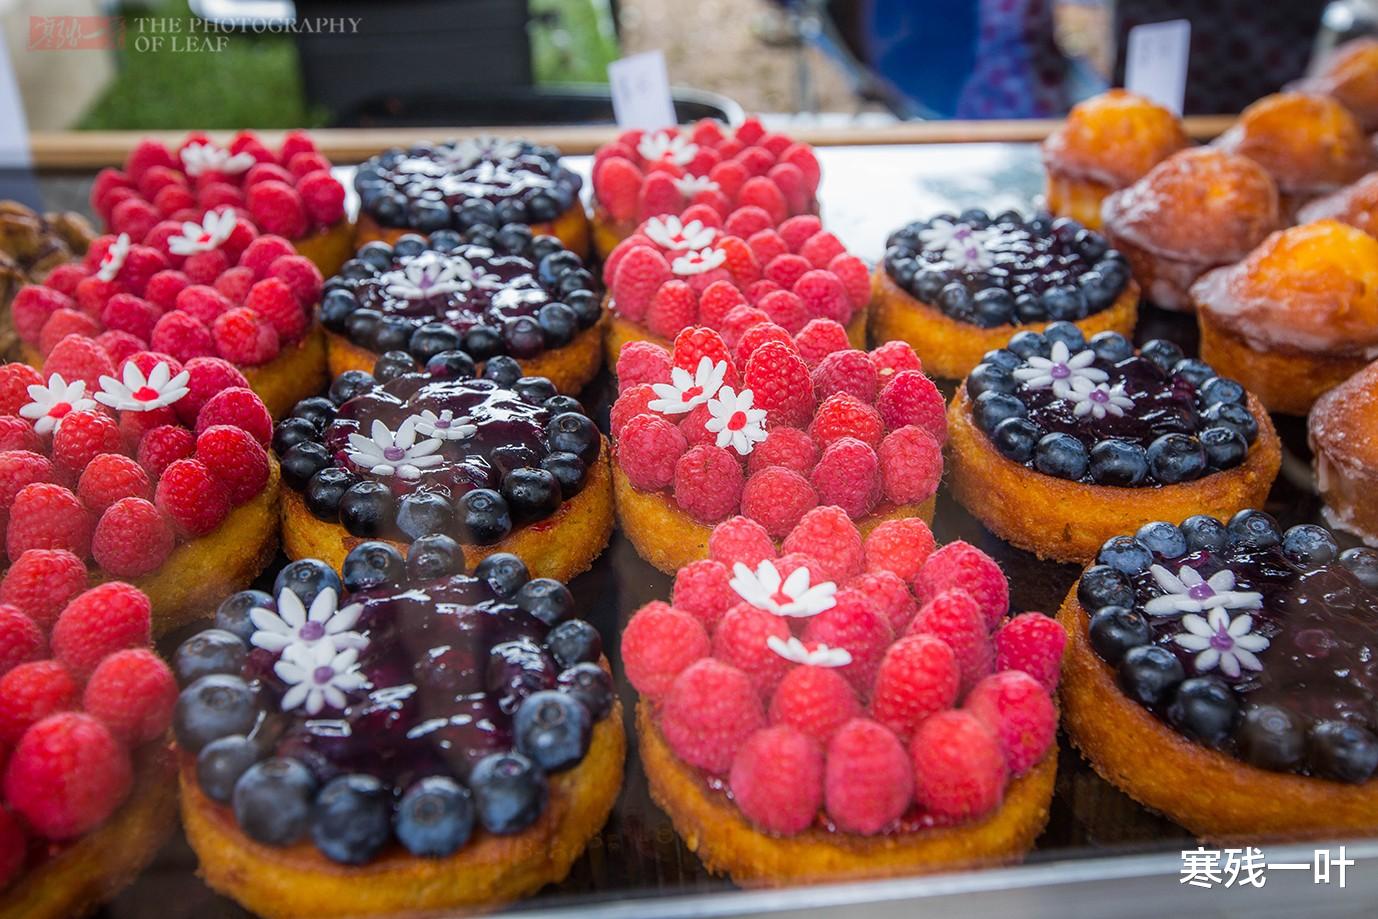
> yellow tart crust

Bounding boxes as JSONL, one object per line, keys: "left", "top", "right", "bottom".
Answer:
{"left": 354, "top": 203, "right": 591, "bottom": 261}
{"left": 1043, "top": 173, "right": 1119, "bottom": 231}
{"left": 291, "top": 219, "right": 356, "bottom": 278}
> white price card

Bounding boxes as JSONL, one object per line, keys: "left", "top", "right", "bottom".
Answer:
{"left": 608, "top": 50, "right": 676, "bottom": 131}
{"left": 1124, "top": 19, "right": 1191, "bottom": 115}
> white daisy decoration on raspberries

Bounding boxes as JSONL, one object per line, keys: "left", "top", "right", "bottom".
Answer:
{"left": 95, "top": 360, "right": 190, "bottom": 412}
{"left": 385, "top": 252, "right": 474, "bottom": 301}
{"left": 413, "top": 408, "right": 477, "bottom": 441}
{"left": 1143, "top": 564, "right": 1263, "bottom": 618}
{"left": 647, "top": 356, "right": 727, "bottom": 415}
{"left": 644, "top": 215, "right": 716, "bottom": 252}
{"left": 19, "top": 373, "right": 97, "bottom": 435}
{"left": 672, "top": 174, "right": 720, "bottom": 200}
{"left": 1013, "top": 340, "right": 1108, "bottom": 399}
{"left": 729, "top": 559, "right": 837, "bottom": 618}
{"left": 1067, "top": 378, "right": 1135, "bottom": 420}
{"left": 180, "top": 140, "right": 257, "bottom": 177}
{"left": 167, "top": 208, "right": 237, "bottom": 256}
{"left": 275, "top": 641, "right": 369, "bottom": 716}
{"left": 346, "top": 417, "right": 444, "bottom": 480}
{"left": 96, "top": 233, "right": 131, "bottom": 283}
{"left": 1172, "top": 607, "right": 1270, "bottom": 679}
{"left": 704, "top": 385, "right": 767, "bottom": 455}
{"left": 767, "top": 635, "right": 852, "bottom": 668}
{"left": 670, "top": 246, "right": 727, "bottom": 277}
{"left": 249, "top": 587, "right": 368, "bottom": 656}
{"left": 637, "top": 130, "right": 697, "bottom": 167}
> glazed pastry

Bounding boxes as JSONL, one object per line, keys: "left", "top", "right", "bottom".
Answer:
{"left": 1041, "top": 90, "right": 1190, "bottom": 229}
{"left": 1212, "top": 92, "right": 1374, "bottom": 218}
{"left": 89, "top": 131, "right": 353, "bottom": 275}
{"left": 602, "top": 207, "right": 871, "bottom": 363}
{"left": 1192, "top": 220, "right": 1378, "bottom": 415}
{"left": 1310, "top": 359, "right": 1378, "bottom": 545}
{"left": 1102, "top": 149, "right": 1279, "bottom": 312}
{"left": 353, "top": 138, "right": 589, "bottom": 258}
{"left": 274, "top": 352, "right": 611, "bottom": 582}
{"left": 624, "top": 512, "right": 1063, "bottom": 883}
{"left": 320, "top": 228, "right": 602, "bottom": 396}
{"left": 1295, "top": 171, "right": 1378, "bottom": 236}
{"left": 609, "top": 322, "right": 943, "bottom": 573}
{"left": 590, "top": 116, "right": 821, "bottom": 257}
{"left": 947, "top": 323, "right": 1280, "bottom": 563}
{"left": 0, "top": 202, "right": 95, "bottom": 358}
{"left": 0, "top": 344, "right": 281, "bottom": 633}
{"left": 173, "top": 547, "right": 624, "bottom": 918}
{"left": 1059, "top": 512, "right": 1378, "bottom": 840}
{"left": 0, "top": 583, "right": 178, "bottom": 919}
{"left": 872, "top": 208, "right": 1139, "bottom": 378}
{"left": 1291, "top": 37, "right": 1378, "bottom": 132}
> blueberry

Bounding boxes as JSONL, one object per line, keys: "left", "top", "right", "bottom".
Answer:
{"left": 967, "top": 362, "right": 1017, "bottom": 398}
{"left": 495, "top": 198, "right": 529, "bottom": 227}
{"left": 394, "top": 776, "right": 475, "bottom": 857}
{"left": 339, "top": 257, "right": 378, "bottom": 281}
{"left": 982, "top": 348, "right": 1022, "bottom": 371}
{"left": 564, "top": 289, "right": 601, "bottom": 326}
{"left": 502, "top": 467, "right": 562, "bottom": 523}
{"left": 1135, "top": 521, "right": 1187, "bottom": 559}
{"left": 539, "top": 451, "right": 587, "bottom": 498}
{"left": 527, "top": 191, "right": 562, "bottom": 222}
{"left": 991, "top": 417, "right": 1041, "bottom": 463}
{"left": 1116, "top": 645, "right": 1184, "bottom": 705}
{"left": 274, "top": 559, "right": 343, "bottom": 607}
{"left": 197, "top": 735, "right": 263, "bottom": 804}
{"left": 452, "top": 199, "right": 496, "bottom": 231}
{"left": 1236, "top": 705, "right": 1305, "bottom": 772}
{"left": 1199, "top": 376, "right": 1246, "bottom": 407}
{"left": 887, "top": 256, "right": 918, "bottom": 289}
{"left": 1198, "top": 425, "right": 1247, "bottom": 470}
{"left": 1309, "top": 721, "right": 1378, "bottom": 784}
{"left": 536, "top": 302, "right": 577, "bottom": 348}
{"left": 973, "top": 391, "right": 1027, "bottom": 434}
{"left": 1180, "top": 514, "right": 1228, "bottom": 552}
{"left": 371, "top": 193, "right": 406, "bottom": 226}
{"left": 1095, "top": 256, "right": 1129, "bottom": 291}
{"left": 557, "top": 663, "right": 613, "bottom": 720}
{"left": 1339, "top": 547, "right": 1378, "bottom": 588}
{"left": 1146, "top": 433, "right": 1206, "bottom": 484}
{"left": 320, "top": 289, "right": 360, "bottom": 331}
{"left": 233, "top": 758, "right": 317, "bottom": 846}
{"left": 1089, "top": 439, "right": 1148, "bottom": 486}
{"left": 514, "top": 578, "right": 575, "bottom": 626}
{"left": 556, "top": 268, "right": 595, "bottom": 298}
{"left": 529, "top": 235, "right": 565, "bottom": 262}
{"left": 1140, "top": 339, "right": 1184, "bottom": 373}
{"left": 1007, "top": 330, "right": 1049, "bottom": 359}
{"left": 1042, "top": 321, "right": 1086, "bottom": 353}
{"left": 311, "top": 774, "right": 392, "bottom": 864}
{"left": 469, "top": 751, "right": 548, "bottom": 835}
{"left": 482, "top": 355, "right": 523, "bottom": 387}
{"left": 514, "top": 376, "right": 559, "bottom": 405}
{"left": 1074, "top": 227, "right": 1108, "bottom": 261}
{"left": 396, "top": 491, "right": 457, "bottom": 540}
{"left": 343, "top": 308, "right": 382, "bottom": 345}
{"left": 958, "top": 207, "right": 990, "bottom": 227}
{"left": 1077, "top": 270, "right": 1117, "bottom": 311}
{"left": 1202, "top": 401, "right": 1258, "bottom": 444}
{"left": 465, "top": 223, "right": 500, "bottom": 249}
{"left": 937, "top": 282, "right": 976, "bottom": 321}
{"left": 544, "top": 394, "right": 584, "bottom": 416}
{"left": 328, "top": 370, "right": 375, "bottom": 406}
{"left": 1227, "top": 509, "right": 1281, "bottom": 550}
{"left": 1167, "top": 677, "right": 1238, "bottom": 747}
{"left": 1077, "top": 564, "right": 1135, "bottom": 611}
{"left": 426, "top": 228, "right": 463, "bottom": 252}
{"left": 342, "top": 541, "right": 406, "bottom": 592}
{"left": 280, "top": 441, "right": 331, "bottom": 490}
{"left": 993, "top": 209, "right": 1024, "bottom": 227}
{"left": 372, "top": 315, "right": 416, "bottom": 354}
{"left": 1040, "top": 285, "right": 1088, "bottom": 321}
{"left": 369, "top": 351, "right": 415, "bottom": 385}
{"left": 502, "top": 316, "right": 545, "bottom": 359}
{"left": 1097, "top": 536, "right": 1154, "bottom": 575}
{"left": 406, "top": 533, "right": 466, "bottom": 582}
{"left": 1089, "top": 606, "right": 1152, "bottom": 665}
{"left": 515, "top": 691, "right": 591, "bottom": 772}
{"left": 462, "top": 324, "right": 503, "bottom": 361}
{"left": 339, "top": 481, "right": 396, "bottom": 538}
{"left": 173, "top": 629, "right": 247, "bottom": 687}
{"left": 1171, "top": 358, "right": 1215, "bottom": 388}
{"left": 355, "top": 241, "right": 394, "bottom": 272}
{"left": 458, "top": 488, "right": 512, "bottom": 545}
{"left": 972, "top": 287, "right": 1015, "bottom": 327}
{"left": 174, "top": 674, "right": 259, "bottom": 752}
{"left": 475, "top": 552, "right": 529, "bottom": 598}
{"left": 214, "top": 590, "right": 271, "bottom": 643}
{"left": 410, "top": 200, "right": 451, "bottom": 233}
{"left": 1033, "top": 432, "right": 1089, "bottom": 480}
{"left": 495, "top": 223, "right": 534, "bottom": 255}
{"left": 303, "top": 467, "right": 354, "bottom": 520}
{"left": 1280, "top": 524, "right": 1338, "bottom": 566}
{"left": 272, "top": 417, "right": 319, "bottom": 455}
{"left": 408, "top": 323, "right": 464, "bottom": 361}
{"left": 545, "top": 412, "right": 599, "bottom": 465}
{"left": 537, "top": 251, "right": 583, "bottom": 288}
{"left": 1014, "top": 292, "right": 1043, "bottom": 323}
{"left": 1089, "top": 331, "right": 1132, "bottom": 363}
{"left": 546, "top": 619, "right": 603, "bottom": 669}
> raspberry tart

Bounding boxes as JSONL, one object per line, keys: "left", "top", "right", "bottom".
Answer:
{"left": 353, "top": 138, "right": 589, "bottom": 258}
{"left": 89, "top": 131, "right": 353, "bottom": 275}
{"left": 590, "top": 117, "right": 822, "bottom": 258}
{"left": 0, "top": 342, "right": 281, "bottom": 632}
{"left": 947, "top": 323, "right": 1280, "bottom": 563}
{"left": 610, "top": 322, "right": 944, "bottom": 573}
{"left": 624, "top": 513, "right": 1062, "bottom": 883}
{"left": 1191, "top": 220, "right": 1378, "bottom": 415}
{"left": 0, "top": 202, "right": 95, "bottom": 358}
{"left": 0, "top": 582, "right": 178, "bottom": 919}
{"left": 173, "top": 547, "right": 624, "bottom": 917}
{"left": 1309, "top": 359, "right": 1378, "bottom": 546}
{"left": 1290, "top": 37, "right": 1378, "bottom": 131}
{"left": 275, "top": 351, "right": 611, "bottom": 583}
{"left": 320, "top": 228, "right": 602, "bottom": 395}
{"left": 872, "top": 209, "right": 1139, "bottom": 379}
{"left": 1058, "top": 512, "right": 1378, "bottom": 840}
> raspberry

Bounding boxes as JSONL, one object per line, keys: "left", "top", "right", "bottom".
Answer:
{"left": 877, "top": 370, "right": 947, "bottom": 444}
{"left": 670, "top": 327, "right": 734, "bottom": 378}
{"left": 0, "top": 661, "right": 77, "bottom": 744}
{"left": 645, "top": 280, "right": 698, "bottom": 339}
{"left": 848, "top": 570, "right": 917, "bottom": 634}
{"left": 824, "top": 718, "right": 913, "bottom": 835}
{"left": 993, "top": 613, "right": 1067, "bottom": 694}
{"left": 50, "top": 582, "right": 152, "bottom": 680}
{"left": 793, "top": 319, "right": 851, "bottom": 369}
{"left": 809, "top": 392, "right": 884, "bottom": 450}
{"left": 708, "top": 515, "right": 776, "bottom": 568}
{"left": 82, "top": 648, "right": 177, "bottom": 745}
{"left": 238, "top": 235, "right": 297, "bottom": 279}
{"left": 738, "top": 177, "right": 788, "bottom": 224}
{"left": 136, "top": 424, "right": 195, "bottom": 479}
{"left": 0, "top": 364, "right": 42, "bottom": 416}
{"left": 828, "top": 253, "right": 871, "bottom": 308}
{"left": 608, "top": 386, "right": 655, "bottom": 441}
{"left": 697, "top": 280, "right": 749, "bottom": 329}
{"left": 869, "top": 635, "right": 959, "bottom": 740}
{"left": 733, "top": 320, "right": 795, "bottom": 365}
{"left": 298, "top": 169, "right": 346, "bottom": 225}
{"left": 143, "top": 269, "right": 190, "bottom": 311}
{"left": 908, "top": 589, "right": 994, "bottom": 695}
{"left": 673, "top": 444, "right": 744, "bottom": 524}
{"left": 149, "top": 311, "right": 214, "bottom": 363}
{"left": 73, "top": 274, "right": 119, "bottom": 316}
{"left": 110, "top": 198, "right": 159, "bottom": 241}
{"left": 879, "top": 425, "right": 943, "bottom": 505}
{"left": 0, "top": 800, "right": 25, "bottom": 888}
{"left": 780, "top": 505, "right": 863, "bottom": 582}
{"left": 614, "top": 341, "right": 671, "bottom": 392}
{"left": 182, "top": 249, "right": 231, "bottom": 286}
{"left": 722, "top": 204, "right": 772, "bottom": 238}
{"left": 756, "top": 289, "right": 810, "bottom": 334}
{"left": 775, "top": 551, "right": 829, "bottom": 590}
{"left": 155, "top": 457, "right": 230, "bottom": 536}
{"left": 3, "top": 712, "right": 133, "bottom": 839}
{"left": 610, "top": 247, "right": 672, "bottom": 322}
{"left": 617, "top": 414, "right": 685, "bottom": 491}
{"left": 125, "top": 139, "right": 177, "bottom": 181}
{"left": 801, "top": 589, "right": 893, "bottom": 692}
{"left": 740, "top": 467, "right": 816, "bottom": 538}
{"left": 50, "top": 410, "right": 124, "bottom": 474}
{"left": 0, "top": 550, "right": 87, "bottom": 631}
{"left": 814, "top": 356, "right": 878, "bottom": 418}
{"left": 0, "top": 416, "right": 39, "bottom": 453}
{"left": 195, "top": 424, "right": 269, "bottom": 505}
{"left": 7, "top": 484, "right": 92, "bottom": 561}
{"left": 768, "top": 665, "right": 860, "bottom": 743}
{"left": 212, "top": 307, "right": 280, "bottom": 365}
{"left": 915, "top": 542, "right": 1009, "bottom": 629}
{"left": 39, "top": 310, "right": 101, "bottom": 356}
{"left": 863, "top": 518, "right": 936, "bottom": 583}
{"left": 909, "top": 710, "right": 1007, "bottom": 819}
{"left": 246, "top": 181, "right": 307, "bottom": 238}
{"left": 799, "top": 232, "right": 847, "bottom": 269}
{"left": 592, "top": 156, "right": 641, "bottom": 223}
{"left": 729, "top": 726, "right": 823, "bottom": 835}
{"left": 11, "top": 286, "right": 74, "bottom": 346}
{"left": 0, "top": 451, "right": 55, "bottom": 511}
{"left": 177, "top": 356, "right": 250, "bottom": 426}
{"left": 792, "top": 269, "right": 852, "bottom": 324}
{"left": 676, "top": 403, "right": 716, "bottom": 448}
{"left": 42, "top": 335, "right": 116, "bottom": 391}
{"left": 964, "top": 671, "right": 1056, "bottom": 775}
{"left": 746, "top": 228, "right": 789, "bottom": 265}
{"left": 660, "top": 659, "right": 765, "bottom": 774}
{"left": 0, "top": 605, "right": 44, "bottom": 676}
{"left": 92, "top": 498, "right": 175, "bottom": 577}
{"left": 869, "top": 341, "right": 923, "bottom": 382}
{"left": 76, "top": 453, "right": 152, "bottom": 513}
{"left": 671, "top": 559, "right": 736, "bottom": 633}
{"left": 718, "top": 305, "right": 769, "bottom": 348}
{"left": 213, "top": 265, "right": 257, "bottom": 305}
{"left": 711, "top": 602, "right": 791, "bottom": 695}
{"left": 173, "top": 284, "right": 231, "bottom": 327}
{"left": 197, "top": 181, "right": 243, "bottom": 212}
{"left": 810, "top": 437, "right": 880, "bottom": 519}
{"left": 280, "top": 130, "right": 318, "bottom": 161}
{"left": 195, "top": 387, "right": 272, "bottom": 446}
{"left": 768, "top": 161, "right": 808, "bottom": 213}
{"left": 778, "top": 215, "right": 823, "bottom": 251}
{"left": 245, "top": 277, "right": 308, "bottom": 342}
{"left": 745, "top": 427, "right": 816, "bottom": 478}
{"left": 743, "top": 340, "right": 813, "bottom": 428}
{"left": 621, "top": 602, "right": 710, "bottom": 700}
{"left": 94, "top": 331, "right": 146, "bottom": 367}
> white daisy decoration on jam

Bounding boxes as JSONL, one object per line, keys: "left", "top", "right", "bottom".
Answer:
{"left": 644, "top": 215, "right": 716, "bottom": 252}
{"left": 1144, "top": 564, "right": 1263, "bottom": 618}
{"left": 647, "top": 356, "right": 727, "bottom": 415}
{"left": 19, "top": 373, "right": 97, "bottom": 435}
{"left": 672, "top": 174, "right": 721, "bottom": 200}
{"left": 167, "top": 208, "right": 237, "bottom": 256}
{"left": 180, "top": 140, "right": 257, "bottom": 177}
{"left": 1013, "top": 340, "right": 1109, "bottom": 399}
{"left": 670, "top": 246, "right": 727, "bottom": 277}
{"left": 95, "top": 360, "right": 190, "bottom": 412}
{"left": 919, "top": 219, "right": 1003, "bottom": 271}
{"left": 637, "top": 130, "right": 697, "bottom": 167}
{"left": 704, "top": 385, "right": 768, "bottom": 455}
{"left": 1172, "top": 607, "right": 1270, "bottom": 679}
{"left": 275, "top": 641, "right": 369, "bottom": 716}
{"left": 346, "top": 417, "right": 444, "bottom": 480}
{"left": 249, "top": 587, "right": 368, "bottom": 657}
{"left": 384, "top": 252, "right": 474, "bottom": 301}
{"left": 766, "top": 635, "right": 853, "bottom": 668}
{"left": 1067, "top": 377, "right": 1135, "bottom": 420}
{"left": 413, "top": 408, "right": 477, "bottom": 442}
{"left": 729, "top": 559, "right": 837, "bottom": 618}
{"left": 96, "top": 233, "right": 131, "bottom": 283}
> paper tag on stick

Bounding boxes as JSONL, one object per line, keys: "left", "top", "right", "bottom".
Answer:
{"left": 608, "top": 50, "right": 676, "bottom": 130}
{"left": 1125, "top": 19, "right": 1191, "bottom": 115}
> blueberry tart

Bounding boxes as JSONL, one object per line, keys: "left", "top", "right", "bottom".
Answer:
{"left": 320, "top": 229, "right": 604, "bottom": 396}
{"left": 353, "top": 138, "right": 589, "bottom": 258}
{"left": 174, "top": 550, "right": 625, "bottom": 917}
{"left": 1310, "top": 359, "right": 1378, "bottom": 546}
{"left": 1058, "top": 513, "right": 1378, "bottom": 839}
{"left": 947, "top": 324, "right": 1281, "bottom": 562}
{"left": 871, "top": 210, "right": 1139, "bottom": 379}
{"left": 276, "top": 354, "right": 612, "bottom": 583}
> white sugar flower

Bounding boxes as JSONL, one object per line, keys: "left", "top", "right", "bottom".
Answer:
{"left": 767, "top": 635, "right": 852, "bottom": 668}
{"left": 275, "top": 641, "right": 368, "bottom": 716}
{"left": 704, "top": 385, "right": 767, "bottom": 455}
{"left": 1067, "top": 377, "right": 1135, "bottom": 420}
{"left": 637, "top": 130, "right": 697, "bottom": 167}
{"left": 643, "top": 215, "right": 716, "bottom": 251}
{"left": 167, "top": 208, "right": 237, "bottom": 256}
{"left": 1173, "top": 607, "right": 1270, "bottom": 679}
{"left": 729, "top": 560, "right": 837, "bottom": 618}
{"left": 672, "top": 174, "right": 720, "bottom": 199}
{"left": 1012, "top": 340, "right": 1108, "bottom": 398}
{"left": 96, "top": 233, "right": 130, "bottom": 283}
{"left": 670, "top": 246, "right": 727, "bottom": 277}
{"left": 180, "top": 140, "right": 256, "bottom": 177}
{"left": 385, "top": 252, "right": 474, "bottom": 300}
{"left": 346, "top": 417, "right": 444, "bottom": 480}
{"left": 1144, "top": 564, "right": 1263, "bottom": 618}
{"left": 441, "top": 137, "right": 526, "bottom": 171}
{"left": 94, "top": 360, "right": 190, "bottom": 412}
{"left": 918, "top": 219, "right": 1004, "bottom": 270}
{"left": 19, "top": 373, "right": 96, "bottom": 435}
{"left": 647, "top": 356, "right": 727, "bottom": 415}
{"left": 413, "top": 408, "right": 476, "bottom": 441}
{"left": 250, "top": 587, "right": 367, "bottom": 656}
